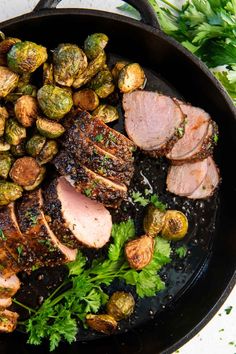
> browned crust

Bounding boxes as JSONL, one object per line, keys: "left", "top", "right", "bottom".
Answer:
{"left": 0, "top": 247, "right": 20, "bottom": 277}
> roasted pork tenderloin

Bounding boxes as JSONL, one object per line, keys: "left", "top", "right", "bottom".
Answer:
{"left": 0, "top": 310, "right": 19, "bottom": 332}
{"left": 0, "top": 274, "right": 20, "bottom": 298}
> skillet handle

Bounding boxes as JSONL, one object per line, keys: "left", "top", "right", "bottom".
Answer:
{"left": 33, "top": 0, "right": 159, "bottom": 29}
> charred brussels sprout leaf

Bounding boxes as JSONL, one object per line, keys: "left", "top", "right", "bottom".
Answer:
{"left": 5, "top": 118, "right": 26, "bottom": 146}
{"left": 73, "top": 50, "right": 106, "bottom": 89}
{"left": 37, "top": 140, "right": 58, "bottom": 164}
{"left": 143, "top": 205, "right": 166, "bottom": 237}
{"left": 0, "top": 180, "right": 23, "bottom": 206}
{"left": 10, "top": 141, "right": 26, "bottom": 157}
{"left": 53, "top": 44, "right": 88, "bottom": 87}
{"left": 0, "top": 152, "right": 14, "bottom": 179}
{"left": 0, "top": 37, "right": 21, "bottom": 54}
{"left": 86, "top": 314, "right": 117, "bottom": 334}
{"left": 118, "top": 63, "right": 146, "bottom": 93}
{"left": 37, "top": 85, "right": 73, "bottom": 120}
{"left": 111, "top": 61, "right": 129, "bottom": 82}
{"left": 88, "top": 70, "right": 115, "bottom": 98}
{"left": 161, "top": 210, "right": 188, "bottom": 241}
{"left": 73, "top": 89, "right": 99, "bottom": 111}
{"left": 26, "top": 134, "right": 46, "bottom": 157}
{"left": 92, "top": 104, "right": 119, "bottom": 123}
{"left": 84, "top": 33, "right": 108, "bottom": 60}
{"left": 7, "top": 41, "right": 47, "bottom": 74}
{"left": 36, "top": 117, "right": 65, "bottom": 138}
{"left": 14, "top": 95, "right": 38, "bottom": 127}
{"left": 9, "top": 156, "right": 41, "bottom": 187}
{"left": 0, "top": 66, "right": 19, "bottom": 98}
{"left": 106, "top": 292, "right": 135, "bottom": 321}
{"left": 0, "top": 106, "right": 8, "bottom": 137}
{"left": 0, "top": 139, "right": 10, "bottom": 152}
{"left": 43, "top": 63, "right": 54, "bottom": 85}
{"left": 24, "top": 166, "right": 46, "bottom": 191}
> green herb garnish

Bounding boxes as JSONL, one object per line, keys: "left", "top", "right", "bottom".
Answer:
{"left": 213, "top": 134, "right": 219, "bottom": 143}
{"left": 17, "top": 245, "right": 23, "bottom": 260}
{"left": 84, "top": 188, "right": 92, "bottom": 197}
{"left": 95, "top": 134, "right": 103, "bottom": 142}
{"left": 150, "top": 194, "right": 167, "bottom": 211}
{"left": 225, "top": 305, "right": 233, "bottom": 315}
{"left": 131, "top": 191, "right": 149, "bottom": 206}
{"left": 0, "top": 228, "right": 7, "bottom": 241}
{"left": 175, "top": 245, "right": 188, "bottom": 258}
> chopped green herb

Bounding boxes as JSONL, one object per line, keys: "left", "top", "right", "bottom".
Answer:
{"left": 25, "top": 211, "right": 38, "bottom": 225}
{"left": 150, "top": 194, "right": 167, "bottom": 211}
{"left": 84, "top": 188, "right": 92, "bottom": 197}
{"left": 219, "top": 328, "right": 224, "bottom": 332}
{"left": 175, "top": 245, "right": 187, "bottom": 258}
{"left": 17, "top": 245, "right": 23, "bottom": 259}
{"left": 131, "top": 191, "right": 149, "bottom": 206}
{"left": 0, "top": 264, "right": 4, "bottom": 270}
{"left": 225, "top": 305, "right": 233, "bottom": 315}
{"left": 95, "top": 134, "right": 103, "bottom": 142}
{"left": 0, "top": 315, "right": 8, "bottom": 323}
{"left": 177, "top": 127, "right": 184, "bottom": 137}
{"left": 144, "top": 188, "right": 152, "bottom": 196}
{"left": 229, "top": 342, "right": 235, "bottom": 345}
{"left": 38, "top": 239, "right": 55, "bottom": 252}
{"left": 108, "top": 132, "right": 117, "bottom": 143}
{"left": 31, "top": 265, "right": 39, "bottom": 272}
{"left": 0, "top": 228, "right": 7, "bottom": 241}
{"left": 213, "top": 134, "right": 219, "bottom": 143}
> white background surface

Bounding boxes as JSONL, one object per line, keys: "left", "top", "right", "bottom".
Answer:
{"left": 0, "top": 1, "right": 235, "bottom": 353}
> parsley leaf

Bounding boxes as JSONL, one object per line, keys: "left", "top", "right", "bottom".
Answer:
{"left": 150, "top": 194, "right": 167, "bottom": 211}
{"left": 175, "top": 245, "right": 188, "bottom": 258}
{"left": 0, "top": 228, "right": 7, "bottom": 241}
{"left": 108, "top": 219, "right": 135, "bottom": 261}
{"left": 225, "top": 305, "right": 233, "bottom": 315}
{"left": 131, "top": 191, "right": 149, "bottom": 206}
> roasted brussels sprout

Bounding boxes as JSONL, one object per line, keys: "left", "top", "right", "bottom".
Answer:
{"left": 19, "top": 84, "right": 37, "bottom": 97}
{"left": 0, "top": 66, "right": 19, "bottom": 98}
{"left": 0, "top": 54, "right": 7, "bottom": 66}
{"left": 161, "top": 210, "right": 188, "bottom": 240}
{"left": 125, "top": 235, "right": 154, "bottom": 270}
{"left": 0, "top": 32, "right": 5, "bottom": 41}
{"left": 24, "top": 166, "right": 46, "bottom": 191}
{"left": 14, "top": 95, "right": 38, "bottom": 127}
{"left": 43, "top": 63, "right": 54, "bottom": 85}
{"left": 84, "top": 33, "right": 108, "bottom": 60}
{"left": 0, "top": 106, "right": 8, "bottom": 137}
{"left": 73, "top": 50, "right": 106, "bottom": 89}
{"left": 53, "top": 44, "right": 88, "bottom": 87}
{"left": 0, "top": 38, "right": 21, "bottom": 54}
{"left": 37, "top": 140, "right": 58, "bottom": 164}
{"left": 10, "top": 141, "right": 26, "bottom": 157}
{"left": 36, "top": 117, "right": 65, "bottom": 138}
{"left": 7, "top": 41, "right": 47, "bottom": 74}
{"left": 107, "top": 292, "right": 135, "bottom": 321}
{"left": 0, "top": 180, "right": 23, "bottom": 206}
{"left": 92, "top": 104, "right": 119, "bottom": 123}
{"left": 9, "top": 156, "right": 41, "bottom": 187}
{"left": 5, "top": 118, "right": 26, "bottom": 146}
{"left": 111, "top": 61, "right": 129, "bottom": 82}
{"left": 37, "top": 85, "right": 73, "bottom": 120}
{"left": 26, "top": 134, "right": 46, "bottom": 157}
{"left": 143, "top": 205, "right": 166, "bottom": 237}
{"left": 118, "top": 63, "right": 146, "bottom": 93}
{"left": 73, "top": 88, "right": 99, "bottom": 111}
{"left": 88, "top": 70, "right": 115, "bottom": 98}
{"left": 0, "top": 140, "right": 10, "bottom": 152}
{"left": 0, "top": 152, "right": 14, "bottom": 179}
{"left": 86, "top": 314, "right": 117, "bottom": 334}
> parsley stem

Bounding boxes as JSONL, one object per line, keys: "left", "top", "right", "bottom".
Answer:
{"left": 12, "top": 299, "right": 36, "bottom": 313}
{"left": 160, "top": 0, "right": 180, "bottom": 12}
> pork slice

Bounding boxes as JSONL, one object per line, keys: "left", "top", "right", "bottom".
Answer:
{"left": 188, "top": 157, "right": 220, "bottom": 199}
{"left": 54, "top": 150, "right": 127, "bottom": 208}
{"left": 61, "top": 128, "right": 134, "bottom": 186}
{"left": 166, "top": 158, "right": 208, "bottom": 196}
{"left": 53, "top": 177, "right": 112, "bottom": 248}
{"left": 0, "top": 274, "right": 20, "bottom": 298}
{"left": 16, "top": 189, "right": 77, "bottom": 268}
{"left": 0, "top": 203, "right": 34, "bottom": 270}
{"left": 0, "top": 248, "right": 20, "bottom": 278}
{"left": 167, "top": 102, "right": 210, "bottom": 160}
{"left": 0, "top": 310, "right": 19, "bottom": 332}
{"left": 123, "top": 91, "right": 184, "bottom": 155}
{"left": 0, "top": 298, "right": 12, "bottom": 310}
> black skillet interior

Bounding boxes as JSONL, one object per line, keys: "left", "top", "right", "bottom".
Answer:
{"left": 0, "top": 1, "right": 236, "bottom": 353}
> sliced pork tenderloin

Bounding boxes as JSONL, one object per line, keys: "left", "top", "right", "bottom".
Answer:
{"left": 0, "top": 248, "right": 20, "bottom": 278}
{"left": 45, "top": 177, "right": 112, "bottom": 249}
{"left": 166, "top": 159, "right": 208, "bottom": 197}
{"left": 0, "top": 310, "right": 19, "bottom": 332}
{"left": 188, "top": 157, "right": 220, "bottom": 199}
{"left": 0, "top": 274, "right": 20, "bottom": 298}
{"left": 53, "top": 151, "right": 127, "bottom": 208}
{"left": 123, "top": 91, "right": 185, "bottom": 156}
{"left": 16, "top": 189, "right": 77, "bottom": 267}
{"left": 0, "top": 298, "right": 12, "bottom": 310}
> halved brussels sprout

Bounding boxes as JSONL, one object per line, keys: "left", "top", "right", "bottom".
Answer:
{"left": 7, "top": 41, "right": 48, "bottom": 74}
{"left": 0, "top": 180, "right": 23, "bottom": 206}
{"left": 5, "top": 118, "right": 26, "bottom": 146}
{"left": 0, "top": 54, "right": 6, "bottom": 66}
{"left": 36, "top": 117, "right": 65, "bottom": 138}
{"left": 111, "top": 61, "right": 129, "bottom": 82}
{"left": 143, "top": 205, "right": 166, "bottom": 237}
{"left": 86, "top": 314, "right": 117, "bottom": 334}
{"left": 0, "top": 38, "right": 21, "bottom": 54}
{"left": 53, "top": 44, "right": 88, "bottom": 87}
{"left": 43, "top": 63, "right": 54, "bottom": 85}
{"left": 0, "top": 152, "right": 14, "bottom": 179}
{"left": 26, "top": 134, "right": 46, "bottom": 157}
{"left": 84, "top": 33, "right": 108, "bottom": 60}
{"left": 0, "top": 106, "right": 8, "bottom": 137}
{"left": 0, "top": 32, "right": 5, "bottom": 41}
{"left": 92, "top": 104, "right": 119, "bottom": 123}
{"left": 0, "top": 66, "right": 19, "bottom": 98}
{"left": 106, "top": 292, "right": 135, "bottom": 321}
{"left": 125, "top": 235, "right": 154, "bottom": 270}
{"left": 118, "top": 63, "right": 146, "bottom": 93}
{"left": 73, "top": 50, "right": 106, "bottom": 89}
{"left": 24, "top": 166, "right": 46, "bottom": 191}
{"left": 14, "top": 95, "right": 38, "bottom": 127}
{"left": 88, "top": 70, "right": 114, "bottom": 98}
{"left": 37, "top": 85, "right": 73, "bottom": 120}
{"left": 10, "top": 141, "right": 26, "bottom": 157}
{"left": 161, "top": 210, "right": 188, "bottom": 240}
{"left": 37, "top": 140, "right": 58, "bottom": 164}
{"left": 73, "top": 88, "right": 99, "bottom": 111}
{"left": 0, "top": 139, "right": 10, "bottom": 152}
{"left": 9, "top": 156, "right": 41, "bottom": 187}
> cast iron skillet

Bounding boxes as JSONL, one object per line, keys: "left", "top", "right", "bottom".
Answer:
{"left": 0, "top": 1, "right": 236, "bottom": 353}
